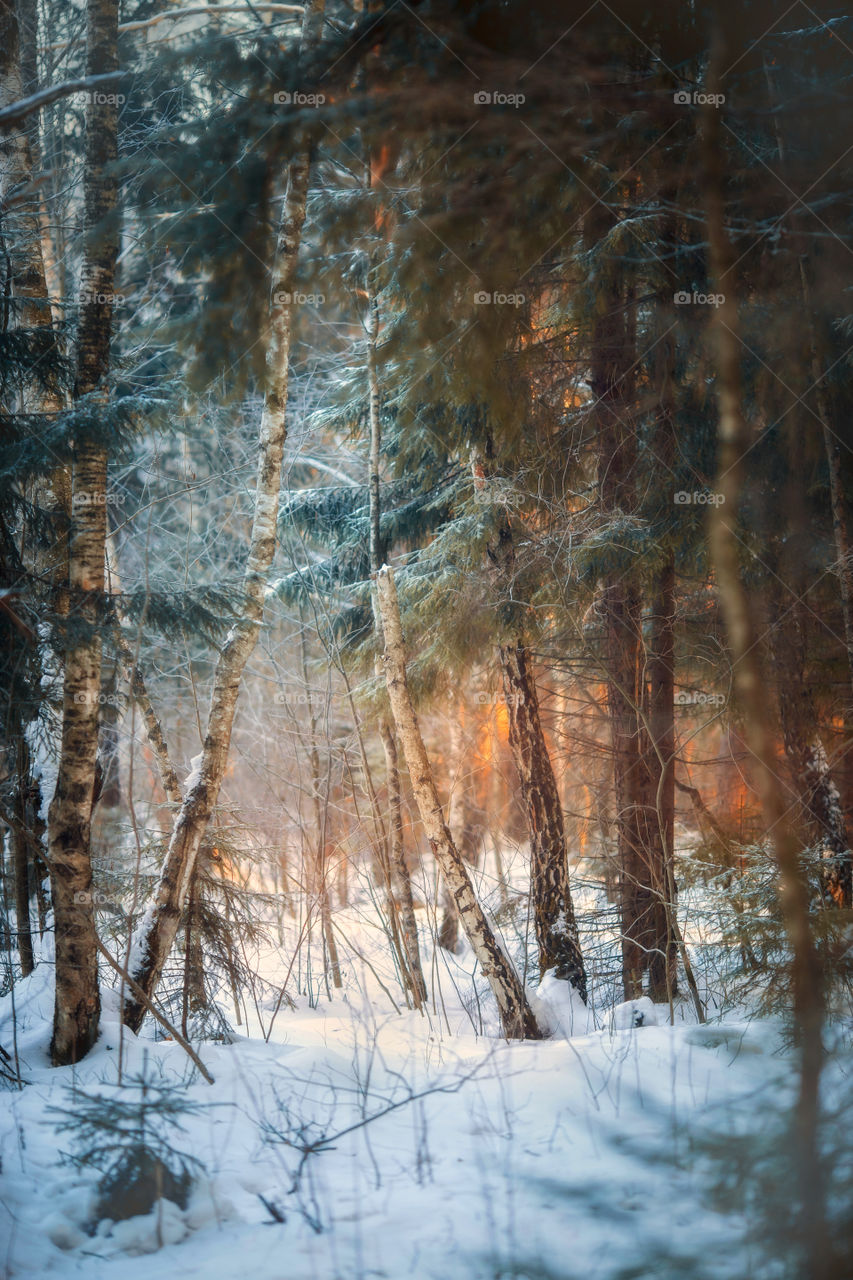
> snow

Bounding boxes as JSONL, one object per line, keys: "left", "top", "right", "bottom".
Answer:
{"left": 610, "top": 996, "right": 661, "bottom": 1030}
{"left": 0, "top": 913, "right": 797, "bottom": 1280}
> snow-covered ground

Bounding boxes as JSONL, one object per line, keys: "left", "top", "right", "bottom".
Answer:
{"left": 0, "top": 897, "right": 804, "bottom": 1280}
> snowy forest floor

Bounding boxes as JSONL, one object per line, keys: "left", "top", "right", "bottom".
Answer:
{"left": 0, "top": 879, "right": 834, "bottom": 1280}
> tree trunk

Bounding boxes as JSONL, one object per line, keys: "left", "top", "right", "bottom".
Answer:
{"left": 375, "top": 566, "right": 541, "bottom": 1039}
{"left": 379, "top": 715, "right": 428, "bottom": 1000}
{"left": 761, "top": 55, "right": 853, "bottom": 908}
{"left": 124, "top": 0, "right": 325, "bottom": 1033}
{"left": 438, "top": 715, "right": 473, "bottom": 955}
{"left": 47, "top": 0, "right": 120, "bottom": 1065}
{"left": 366, "top": 273, "right": 427, "bottom": 1004}
{"left": 645, "top": 557, "right": 678, "bottom": 999}
{"left": 499, "top": 642, "right": 587, "bottom": 1000}
{"left": 770, "top": 604, "right": 852, "bottom": 908}
{"left": 702, "top": 32, "right": 827, "bottom": 1276}
{"left": 585, "top": 202, "right": 655, "bottom": 1000}
{"left": 12, "top": 738, "right": 35, "bottom": 977}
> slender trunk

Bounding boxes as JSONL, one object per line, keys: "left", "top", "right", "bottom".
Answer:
{"left": 366, "top": 272, "right": 427, "bottom": 1004}
{"left": 181, "top": 862, "right": 205, "bottom": 1038}
{"left": 302, "top": 629, "right": 342, "bottom": 993}
{"left": 702, "top": 32, "right": 827, "bottom": 1277}
{"left": 439, "top": 716, "right": 470, "bottom": 954}
{"left": 585, "top": 202, "right": 653, "bottom": 1000}
{"left": 12, "top": 738, "right": 34, "bottom": 977}
{"left": 499, "top": 642, "right": 587, "bottom": 1000}
{"left": 124, "top": 0, "right": 325, "bottom": 1033}
{"left": 379, "top": 715, "right": 427, "bottom": 999}
{"left": 645, "top": 557, "right": 677, "bottom": 999}
{"left": 48, "top": 0, "right": 120, "bottom": 1065}
{"left": 375, "top": 566, "right": 541, "bottom": 1039}
{"left": 0, "top": 0, "right": 66, "bottom": 968}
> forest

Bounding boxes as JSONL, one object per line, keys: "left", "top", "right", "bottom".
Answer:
{"left": 1, "top": 0, "right": 852, "bottom": 1276}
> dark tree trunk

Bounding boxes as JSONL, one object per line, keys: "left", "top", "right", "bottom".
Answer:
{"left": 702, "top": 33, "right": 827, "bottom": 1274}
{"left": 499, "top": 642, "right": 587, "bottom": 1000}
{"left": 645, "top": 557, "right": 678, "bottom": 999}
{"left": 770, "top": 602, "right": 852, "bottom": 908}
{"left": 585, "top": 200, "right": 657, "bottom": 1000}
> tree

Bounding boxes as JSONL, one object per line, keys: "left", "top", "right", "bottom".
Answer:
{"left": 47, "top": 0, "right": 120, "bottom": 1065}
{"left": 376, "top": 565, "right": 541, "bottom": 1040}
{"left": 123, "top": 0, "right": 327, "bottom": 1031}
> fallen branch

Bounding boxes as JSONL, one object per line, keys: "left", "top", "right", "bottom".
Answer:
{"left": 95, "top": 939, "right": 214, "bottom": 1084}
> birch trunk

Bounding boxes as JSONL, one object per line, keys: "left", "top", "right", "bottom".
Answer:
{"left": 124, "top": 0, "right": 325, "bottom": 1032}
{"left": 702, "top": 33, "right": 827, "bottom": 1275}
{"left": 499, "top": 642, "right": 587, "bottom": 1000}
{"left": 366, "top": 277, "right": 427, "bottom": 1005}
{"left": 375, "top": 567, "right": 540, "bottom": 1039}
{"left": 47, "top": 0, "right": 120, "bottom": 1065}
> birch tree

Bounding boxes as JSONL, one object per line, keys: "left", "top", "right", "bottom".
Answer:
{"left": 124, "top": 0, "right": 326, "bottom": 1031}
{"left": 47, "top": 0, "right": 119, "bottom": 1066}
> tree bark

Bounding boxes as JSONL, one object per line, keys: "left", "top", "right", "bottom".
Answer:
{"left": 124, "top": 0, "right": 325, "bottom": 1032}
{"left": 702, "top": 31, "right": 827, "bottom": 1276}
{"left": 47, "top": 0, "right": 120, "bottom": 1065}
{"left": 375, "top": 566, "right": 541, "bottom": 1039}
{"left": 499, "top": 642, "right": 587, "bottom": 1000}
